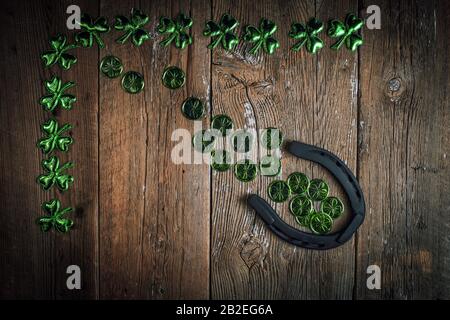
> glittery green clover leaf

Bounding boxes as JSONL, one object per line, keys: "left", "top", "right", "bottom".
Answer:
{"left": 289, "top": 18, "right": 324, "bottom": 54}
{"left": 243, "top": 18, "right": 279, "bottom": 55}
{"left": 287, "top": 172, "right": 310, "bottom": 196}
{"left": 309, "top": 212, "right": 333, "bottom": 234}
{"left": 289, "top": 195, "right": 313, "bottom": 217}
{"left": 157, "top": 13, "right": 193, "bottom": 49}
{"left": 37, "top": 156, "right": 74, "bottom": 192}
{"left": 39, "top": 76, "right": 76, "bottom": 113}
{"left": 114, "top": 8, "right": 150, "bottom": 47}
{"left": 234, "top": 159, "right": 258, "bottom": 182}
{"left": 75, "top": 14, "right": 110, "bottom": 48}
{"left": 320, "top": 196, "right": 344, "bottom": 219}
{"left": 308, "top": 178, "right": 329, "bottom": 201}
{"left": 268, "top": 180, "right": 291, "bottom": 203}
{"left": 203, "top": 14, "right": 239, "bottom": 51}
{"left": 328, "top": 13, "right": 364, "bottom": 51}
{"left": 37, "top": 118, "right": 73, "bottom": 155}
{"left": 41, "top": 34, "right": 77, "bottom": 70}
{"left": 37, "top": 199, "right": 73, "bottom": 233}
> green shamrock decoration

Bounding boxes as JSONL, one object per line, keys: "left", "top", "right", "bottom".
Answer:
{"left": 37, "top": 156, "right": 74, "bottom": 192}
{"left": 289, "top": 18, "right": 324, "bottom": 54}
{"left": 75, "top": 14, "right": 110, "bottom": 48}
{"left": 39, "top": 76, "right": 76, "bottom": 112}
{"left": 327, "top": 13, "right": 364, "bottom": 51}
{"left": 114, "top": 8, "right": 150, "bottom": 46}
{"left": 243, "top": 18, "right": 279, "bottom": 55}
{"left": 41, "top": 34, "right": 77, "bottom": 70}
{"left": 37, "top": 118, "right": 73, "bottom": 154}
{"left": 37, "top": 199, "right": 74, "bottom": 233}
{"left": 203, "top": 14, "right": 239, "bottom": 50}
{"left": 157, "top": 13, "right": 193, "bottom": 49}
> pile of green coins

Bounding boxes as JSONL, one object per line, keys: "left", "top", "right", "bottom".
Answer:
{"left": 267, "top": 173, "right": 344, "bottom": 235}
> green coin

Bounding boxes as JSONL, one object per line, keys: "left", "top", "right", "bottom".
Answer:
{"left": 234, "top": 159, "right": 258, "bottom": 182}
{"left": 261, "top": 127, "right": 283, "bottom": 150}
{"left": 231, "top": 129, "right": 253, "bottom": 153}
{"left": 289, "top": 195, "right": 313, "bottom": 217}
{"left": 211, "top": 149, "right": 231, "bottom": 172}
{"left": 162, "top": 66, "right": 185, "bottom": 89}
{"left": 211, "top": 114, "right": 233, "bottom": 136}
{"left": 295, "top": 212, "right": 313, "bottom": 227}
{"left": 320, "top": 196, "right": 344, "bottom": 219}
{"left": 121, "top": 71, "right": 144, "bottom": 94}
{"left": 192, "top": 130, "right": 216, "bottom": 153}
{"left": 287, "top": 172, "right": 310, "bottom": 196}
{"left": 308, "top": 178, "right": 329, "bottom": 201}
{"left": 100, "top": 55, "right": 123, "bottom": 78}
{"left": 309, "top": 212, "right": 333, "bottom": 235}
{"left": 181, "top": 97, "right": 205, "bottom": 120}
{"left": 259, "top": 155, "right": 281, "bottom": 176}
{"left": 267, "top": 180, "right": 291, "bottom": 203}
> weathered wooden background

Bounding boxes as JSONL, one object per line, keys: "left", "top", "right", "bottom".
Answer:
{"left": 0, "top": 0, "right": 449, "bottom": 299}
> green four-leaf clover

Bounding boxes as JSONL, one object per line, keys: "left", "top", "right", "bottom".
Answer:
{"left": 37, "top": 118, "right": 73, "bottom": 154}
{"left": 243, "top": 18, "right": 279, "bottom": 54}
{"left": 328, "top": 13, "right": 364, "bottom": 51}
{"left": 41, "top": 34, "right": 77, "bottom": 70}
{"left": 37, "top": 199, "right": 74, "bottom": 233}
{"left": 75, "top": 14, "right": 110, "bottom": 48}
{"left": 289, "top": 18, "right": 324, "bottom": 54}
{"left": 39, "top": 76, "right": 76, "bottom": 112}
{"left": 157, "top": 13, "right": 193, "bottom": 49}
{"left": 203, "top": 14, "right": 239, "bottom": 51}
{"left": 37, "top": 156, "right": 74, "bottom": 192}
{"left": 114, "top": 8, "right": 151, "bottom": 47}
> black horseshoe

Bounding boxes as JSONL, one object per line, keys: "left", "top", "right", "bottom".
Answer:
{"left": 247, "top": 141, "right": 365, "bottom": 250}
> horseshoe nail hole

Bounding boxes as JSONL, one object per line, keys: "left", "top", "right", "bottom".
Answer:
{"left": 388, "top": 78, "right": 401, "bottom": 92}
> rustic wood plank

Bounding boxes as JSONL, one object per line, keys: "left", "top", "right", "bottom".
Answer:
{"left": 98, "top": 0, "right": 210, "bottom": 299}
{"left": 211, "top": 0, "right": 357, "bottom": 299}
{"left": 357, "top": 0, "right": 450, "bottom": 299}
{"left": 137, "top": 0, "right": 211, "bottom": 299}
{"left": 98, "top": 0, "right": 148, "bottom": 299}
{"left": 0, "top": 0, "right": 99, "bottom": 299}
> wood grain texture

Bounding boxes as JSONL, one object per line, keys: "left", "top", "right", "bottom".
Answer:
{"left": 357, "top": 0, "right": 450, "bottom": 299}
{"left": 98, "top": 0, "right": 210, "bottom": 299}
{"left": 0, "top": 0, "right": 99, "bottom": 299}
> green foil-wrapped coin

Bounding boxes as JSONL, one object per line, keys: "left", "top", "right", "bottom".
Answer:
{"left": 295, "top": 212, "right": 313, "bottom": 227}
{"left": 320, "top": 196, "right": 344, "bottom": 219}
{"left": 289, "top": 195, "right": 313, "bottom": 217}
{"left": 181, "top": 97, "right": 205, "bottom": 120}
{"left": 121, "top": 71, "right": 144, "bottom": 94}
{"left": 162, "top": 66, "right": 185, "bottom": 89}
{"left": 211, "top": 114, "right": 233, "bottom": 136}
{"left": 211, "top": 149, "right": 231, "bottom": 172}
{"left": 261, "top": 127, "right": 283, "bottom": 150}
{"left": 192, "top": 130, "right": 216, "bottom": 153}
{"left": 259, "top": 155, "right": 281, "bottom": 176}
{"left": 308, "top": 178, "right": 329, "bottom": 201}
{"left": 287, "top": 172, "right": 310, "bottom": 196}
{"left": 100, "top": 55, "right": 123, "bottom": 78}
{"left": 267, "top": 180, "right": 291, "bottom": 203}
{"left": 309, "top": 212, "right": 333, "bottom": 234}
{"left": 234, "top": 159, "right": 257, "bottom": 182}
{"left": 231, "top": 129, "right": 253, "bottom": 153}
